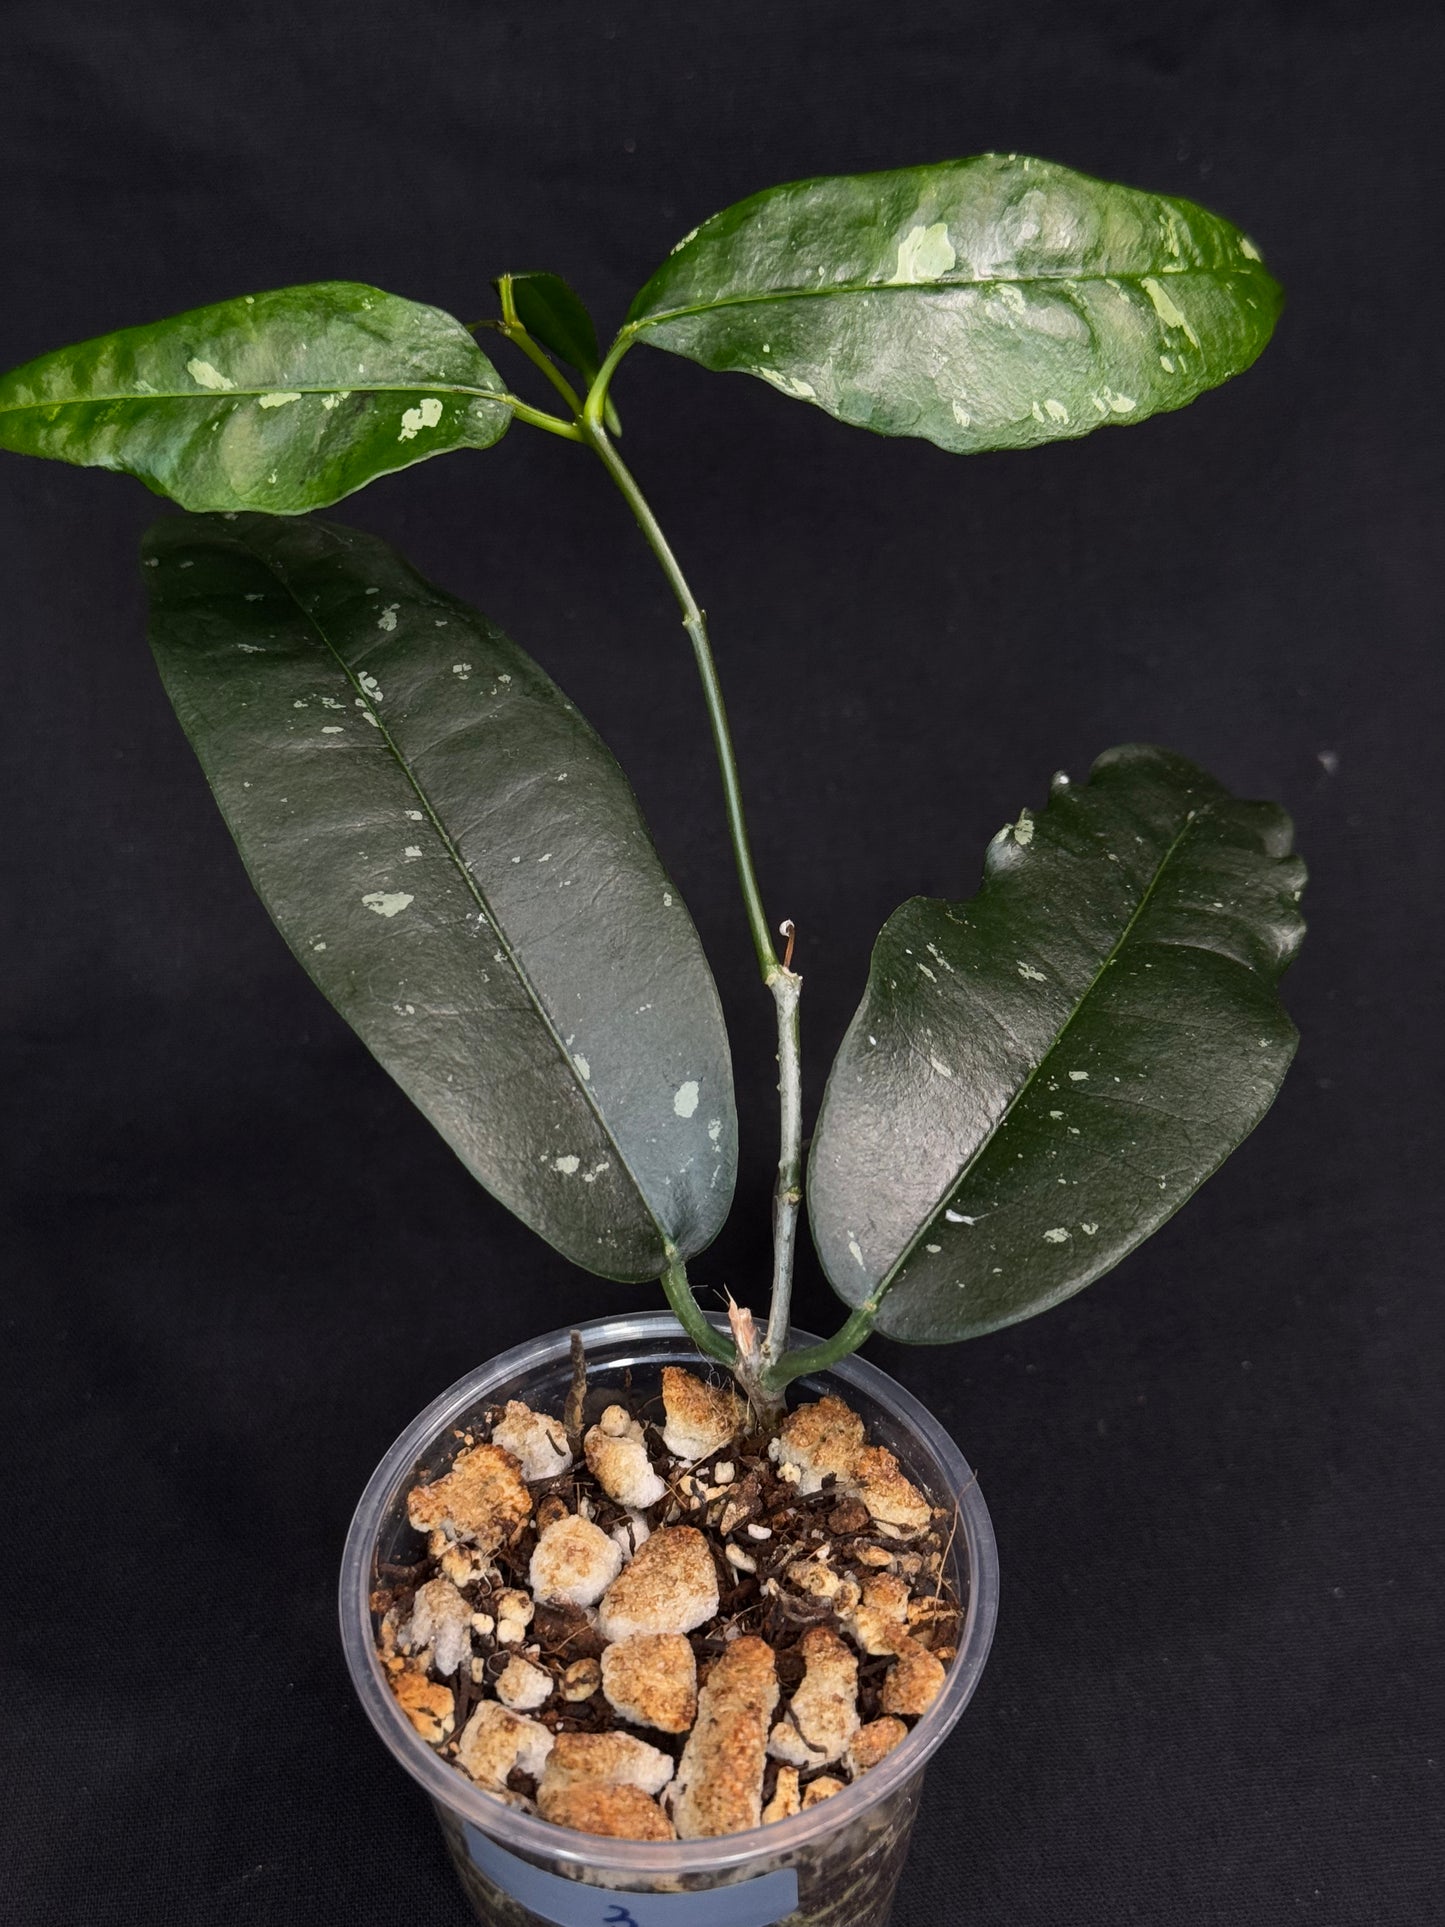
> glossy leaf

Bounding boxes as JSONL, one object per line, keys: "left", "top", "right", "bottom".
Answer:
{"left": 145, "top": 513, "right": 736, "bottom": 1281}
{"left": 808, "top": 747, "right": 1305, "bottom": 1343}
{"left": 626, "top": 154, "right": 1281, "bottom": 453}
{"left": 0, "top": 284, "right": 511, "bottom": 513}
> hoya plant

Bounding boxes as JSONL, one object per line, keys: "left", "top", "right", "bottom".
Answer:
{"left": 0, "top": 154, "right": 1305, "bottom": 1425}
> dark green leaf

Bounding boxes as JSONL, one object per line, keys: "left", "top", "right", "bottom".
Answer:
{"left": 499, "top": 271, "right": 622, "bottom": 433}
{"left": 626, "top": 155, "right": 1281, "bottom": 453}
{"left": 145, "top": 513, "right": 736, "bottom": 1282}
{"left": 808, "top": 747, "right": 1305, "bottom": 1342}
{"left": 502, "top": 272, "right": 603, "bottom": 385}
{"left": 0, "top": 284, "right": 511, "bottom": 512}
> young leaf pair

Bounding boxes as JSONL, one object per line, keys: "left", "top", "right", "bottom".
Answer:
{"left": 0, "top": 154, "right": 1305, "bottom": 1371}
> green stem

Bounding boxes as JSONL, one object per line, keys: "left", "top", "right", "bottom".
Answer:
{"left": 491, "top": 282, "right": 590, "bottom": 418}
{"left": 579, "top": 336, "right": 877, "bottom": 1401}
{"left": 580, "top": 415, "right": 778, "bottom": 983}
{"left": 503, "top": 393, "right": 585, "bottom": 441}
{"left": 662, "top": 1259, "right": 738, "bottom": 1367}
{"left": 763, "top": 959, "right": 804, "bottom": 1366}
{"left": 764, "top": 1302, "right": 879, "bottom": 1395}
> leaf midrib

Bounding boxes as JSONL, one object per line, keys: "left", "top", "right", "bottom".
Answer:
{"left": 227, "top": 526, "right": 666, "bottom": 1253}
{"left": 629, "top": 262, "right": 1253, "bottom": 335}
{"left": 868, "top": 806, "right": 1206, "bottom": 1311}
{"left": 0, "top": 380, "right": 513, "bottom": 417}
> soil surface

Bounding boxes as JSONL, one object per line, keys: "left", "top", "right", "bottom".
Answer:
{"left": 371, "top": 1358, "right": 963, "bottom": 1843}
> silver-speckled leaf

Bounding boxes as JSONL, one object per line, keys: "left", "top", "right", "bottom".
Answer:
{"left": 627, "top": 155, "right": 1281, "bottom": 452}
{"left": 145, "top": 514, "right": 736, "bottom": 1282}
{"left": 809, "top": 747, "right": 1305, "bottom": 1342}
{"left": 0, "top": 283, "right": 510, "bottom": 511}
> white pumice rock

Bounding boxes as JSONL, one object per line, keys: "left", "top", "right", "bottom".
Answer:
{"left": 780, "top": 1626, "right": 859, "bottom": 1766}
{"left": 470, "top": 1612, "right": 495, "bottom": 1638}
{"left": 671, "top": 1636, "right": 779, "bottom": 1839}
{"left": 596, "top": 1526, "right": 719, "bottom": 1643}
{"left": 844, "top": 1571, "right": 911, "bottom": 1655}
{"left": 761, "top": 1765, "right": 802, "bottom": 1824}
{"left": 769, "top": 1396, "right": 866, "bottom": 1495}
{"left": 660, "top": 1367, "right": 743, "bottom": 1463}
{"left": 405, "top": 1576, "right": 474, "bottom": 1677}
{"left": 585, "top": 1419, "right": 667, "bottom": 1510}
{"left": 494, "top": 1586, "right": 534, "bottom": 1646}
{"left": 601, "top": 1633, "right": 698, "bottom": 1734}
{"left": 880, "top": 1638, "right": 947, "bottom": 1719}
{"left": 802, "top": 1775, "right": 845, "bottom": 1808}
{"left": 861, "top": 1573, "right": 912, "bottom": 1620}
{"left": 538, "top": 1730, "right": 675, "bottom": 1799}
{"left": 491, "top": 1400, "right": 573, "bottom": 1482}
{"left": 530, "top": 1512, "right": 625, "bottom": 1609}
{"left": 609, "top": 1508, "right": 651, "bottom": 1560}
{"left": 406, "top": 1442, "right": 532, "bottom": 1554}
{"left": 855, "top": 1544, "right": 896, "bottom": 1570}
{"left": 495, "top": 1653, "right": 553, "bottom": 1712}
{"left": 479, "top": 1787, "right": 538, "bottom": 1815}
{"left": 439, "top": 1544, "right": 493, "bottom": 1589}
{"left": 725, "top": 1544, "right": 757, "bottom": 1575}
{"left": 909, "top": 1587, "right": 955, "bottom": 1634}
{"left": 845, "top": 1717, "right": 909, "bottom": 1778}
{"left": 538, "top": 1781, "right": 675, "bottom": 1841}
{"left": 561, "top": 1657, "right": 602, "bottom": 1702}
{"left": 851, "top": 1446, "right": 932, "bottom": 1534}
{"left": 388, "top": 1668, "right": 455, "bottom": 1744}
{"left": 839, "top": 1574, "right": 946, "bottom": 1718}
{"left": 786, "top": 1558, "right": 859, "bottom": 1616}
{"left": 767, "top": 1720, "right": 829, "bottom": 1769}
{"left": 456, "top": 1699, "right": 554, "bottom": 1787}
{"left": 597, "top": 1403, "right": 638, "bottom": 1439}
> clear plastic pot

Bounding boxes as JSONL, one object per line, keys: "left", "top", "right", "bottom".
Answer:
{"left": 340, "top": 1313, "right": 999, "bottom": 1927}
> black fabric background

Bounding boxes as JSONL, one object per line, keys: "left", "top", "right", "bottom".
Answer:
{"left": 1, "top": 4, "right": 1440, "bottom": 1922}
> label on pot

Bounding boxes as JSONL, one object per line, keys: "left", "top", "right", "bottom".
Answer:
{"left": 463, "top": 1823, "right": 801, "bottom": 1925}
